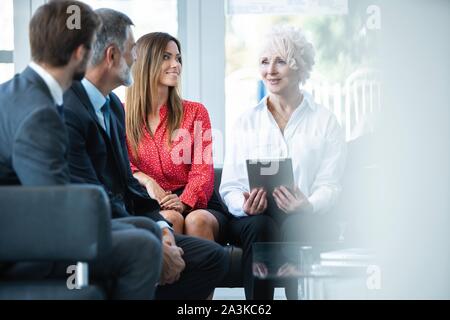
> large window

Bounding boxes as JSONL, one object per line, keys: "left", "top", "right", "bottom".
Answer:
{"left": 225, "top": 0, "right": 380, "bottom": 143}
{"left": 81, "top": 0, "right": 178, "bottom": 100}
{"left": 83, "top": 0, "right": 178, "bottom": 38}
{"left": 0, "top": 0, "right": 14, "bottom": 84}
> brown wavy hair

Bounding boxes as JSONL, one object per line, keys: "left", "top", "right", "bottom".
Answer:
{"left": 126, "top": 32, "right": 183, "bottom": 157}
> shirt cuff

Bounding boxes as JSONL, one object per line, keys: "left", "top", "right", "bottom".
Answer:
{"left": 157, "top": 221, "right": 173, "bottom": 231}
{"left": 225, "top": 191, "right": 248, "bottom": 218}
{"left": 308, "top": 187, "right": 333, "bottom": 214}
{"left": 179, "top": 191, "right": 198, "bottom": 209}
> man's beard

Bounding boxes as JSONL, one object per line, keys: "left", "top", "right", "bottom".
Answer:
{"left": 73, "top": 50, "right": 90, "bottom": 81}
{"left": 72, "top": 70, "right": 85, "bottom": 81}
{"left": 118, "top": 57, "right": 134, "bottom": 87}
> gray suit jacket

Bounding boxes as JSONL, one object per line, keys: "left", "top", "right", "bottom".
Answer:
{"left": 0, "top": 67, "right": 70, "bottom": 186}
{"left": 0, "top": 67, "right": 70, "bottom": 277}
{"left": 0, "top": 68, "right": 153, "bottom": 278}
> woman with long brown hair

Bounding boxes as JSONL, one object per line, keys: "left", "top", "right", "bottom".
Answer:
{"left": 125, "top": 32, "right": 228, "bottom": 243}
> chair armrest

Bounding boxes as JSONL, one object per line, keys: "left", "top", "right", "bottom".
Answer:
{"left": 0, "top": 185, "right": 112, "bottom": 262}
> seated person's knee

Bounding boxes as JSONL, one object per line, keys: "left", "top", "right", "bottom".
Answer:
{"left": 160, "top": 210, "right": 184, "bottom": 233}
{"left": 185, "top": 210, "right": 214, "bottom": 228}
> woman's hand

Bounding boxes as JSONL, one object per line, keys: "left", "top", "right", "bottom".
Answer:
{"left": 273, "top": 186, "right": 313, "bottom": 214}
{"left": 160, "top": 193, "right": 188, "bottom": 213}
{"left": 243, "top": 188, "right": 267, "bottom": 216}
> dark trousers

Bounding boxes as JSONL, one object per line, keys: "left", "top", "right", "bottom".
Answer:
{"left": 155, "top": 234, "right": 229, "bottom": 300}
{"left": 2, "top": 217, "right": 163, "bottom": 300}
{"left": 91, "top": 217, "right": 163, "bottom": 299}
{"left": 137, "top": 196, "right": 231, "bottom": 300}
{"left": 85, "top": 217, "right": 230, "bottom": 300}
{"left": 228, "top": 211, "right": 337, "bottom": 300}
{"left": 110, "top": 196, "right": 230, "bottom": 300}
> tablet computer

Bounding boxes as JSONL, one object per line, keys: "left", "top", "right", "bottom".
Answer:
{"left": 246, "top": 158, "right": 295, "bottom": 193}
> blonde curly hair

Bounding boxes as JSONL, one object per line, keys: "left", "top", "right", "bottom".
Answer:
{"left": 260, "top": 25, "right": 315, "bottom": 84}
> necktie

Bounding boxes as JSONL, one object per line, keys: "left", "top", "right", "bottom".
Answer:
{"left": 56, "top": 104, "right": 64, "bottom": 118}
{"left": 101, "top": 97, "right": 111, "bottom": 137}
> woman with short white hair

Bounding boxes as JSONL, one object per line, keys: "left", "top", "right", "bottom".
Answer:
{"left": 220, "top": 25, "right": 347, "bottom": 300}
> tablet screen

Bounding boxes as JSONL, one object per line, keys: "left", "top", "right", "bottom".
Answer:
{"left": 246, "top": 158, "right": 295, "bottom": 193}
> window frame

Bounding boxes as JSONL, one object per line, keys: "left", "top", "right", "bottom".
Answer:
{"left": 0, "top": 51, "right": 13, "bottom": 64}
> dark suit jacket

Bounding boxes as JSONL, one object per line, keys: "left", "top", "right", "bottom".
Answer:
{"left": 0, "top": 67, "right": 70, "bottom": 186}
{"left": 63, "top": 81, "right": 167, "bottom": 223}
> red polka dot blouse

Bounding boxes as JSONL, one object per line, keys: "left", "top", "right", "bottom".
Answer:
{"left": 127, "top": 100, "right": 214, "bottom": 209}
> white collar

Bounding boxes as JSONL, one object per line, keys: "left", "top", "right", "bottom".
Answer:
{"left": 258, "top": 89, "right": 316, "bottom": 112}
{"left": 29, "top": 62, "right": 64, "bottom": 106}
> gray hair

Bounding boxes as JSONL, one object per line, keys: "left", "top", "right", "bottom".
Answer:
{"left": 90, "top": 8, "right": 134, "bottom": 66}
{"left": 261, "top": 25, "right": 315, "bottom": 84}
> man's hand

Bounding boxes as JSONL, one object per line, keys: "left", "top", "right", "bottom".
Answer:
{"left": 273, "top": 186, "right": 313, "bottom": 214}
{"left": 161, "top": 227, "right": 175, "bottom": 246}
{"left": 160, "top": 194, "right": 188, "bottom": 213}
{"left": 243, "top": 188, "right": 267, "bottom": 215}
{"left": 159, "top": 229, "right": 185, "bottom": 286}
{"left": 159, "top": 243, "right": 185, "bottom": 285}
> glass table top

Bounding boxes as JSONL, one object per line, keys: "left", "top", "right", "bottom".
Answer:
{"left": 252, "top": 242, "right": 376, "bottom": 280}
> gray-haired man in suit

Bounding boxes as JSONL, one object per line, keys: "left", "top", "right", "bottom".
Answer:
{"left": 0, "top": 1, "right": 163, "bottom": 299}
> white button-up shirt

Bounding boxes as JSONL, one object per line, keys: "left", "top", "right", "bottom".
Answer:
{"left": 29, "top": 62, "right": 64, "bottom": 106}
{"left": 219, "top": 90, "right": 347, "bottom": 218}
